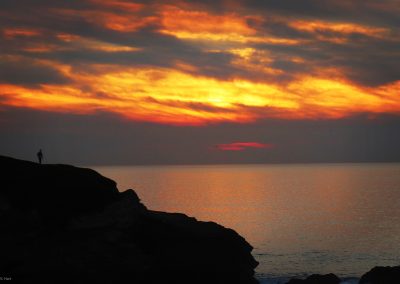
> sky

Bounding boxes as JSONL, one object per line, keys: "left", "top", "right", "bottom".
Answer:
{"left": 0, "top": 0, "right": 399, "bottom": 165}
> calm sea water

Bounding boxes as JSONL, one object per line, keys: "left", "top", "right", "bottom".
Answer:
{"left": 93, "top": 163, "right": 400, "bottom": 281}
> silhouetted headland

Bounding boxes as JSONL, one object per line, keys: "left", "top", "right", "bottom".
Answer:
{"left": 0, "top": 155, "right": 258, "bottom": 283}
{"left": 2, "top": 155, "right": 400, "bottom": 284}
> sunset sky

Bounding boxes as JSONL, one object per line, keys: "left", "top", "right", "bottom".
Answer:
{"left": 1, "top": 0, "right": 399, "bottom": 165}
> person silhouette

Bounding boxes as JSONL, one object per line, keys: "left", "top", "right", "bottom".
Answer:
{"left": 37, "top": 149, "right": 43, "bottom": 164}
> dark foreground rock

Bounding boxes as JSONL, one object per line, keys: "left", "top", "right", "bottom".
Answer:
{"left": 0, "top": 156, "right": 258, "bottom": 284}
{"left": 360, "top": 266, "right": 400, "bottom": 284}
{"left": 286, "top": 273, "right": 340, "bottom": 284}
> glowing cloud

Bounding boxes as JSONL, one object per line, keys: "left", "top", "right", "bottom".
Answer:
{"left": 159, "top": 7, "right": 299, "bottom": 45}
{"left": 289, "top": 20, "right": 389, "bottom": 43}
{"left": 216, "top": 142, "right": 274, "bottom": 151}
{"left": 290, "top": 20, "right": 388, "bottom": 36}
{"left": 1, "top": 65, "right": 400, "bottom": 125}
{"left": 0, "top": 0, "right": 399, "bottom": 125}
{"left": 3, "top": 28, "right": 41, "bottom": 39}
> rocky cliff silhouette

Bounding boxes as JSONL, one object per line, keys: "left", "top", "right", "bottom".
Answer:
{"left": 0, "top": 155, "right": 258, "bottom": 283}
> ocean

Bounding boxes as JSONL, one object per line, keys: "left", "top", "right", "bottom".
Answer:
{"left": 93, "top": 163, "right": 400, "bottom": 282}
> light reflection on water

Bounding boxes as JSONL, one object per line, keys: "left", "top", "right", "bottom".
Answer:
{"left": 93, "top": 163, "right": 400, "bottom": 278}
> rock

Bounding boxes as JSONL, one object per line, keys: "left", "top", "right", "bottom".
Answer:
{"left": 0, "top": 155, "right": 258, "bottom": 283}
{"left": 360, "top": 266, "right": 400, "bottom": 284}
{"left": 0, "top": 155, "right": 120, "bottom": 227}
{"left": 286, "top": 273, "right": 340, "bottom": 284}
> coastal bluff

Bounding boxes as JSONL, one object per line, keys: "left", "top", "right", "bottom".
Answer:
{"left": 0, "top": 155, "right": 258, "bottom": 283}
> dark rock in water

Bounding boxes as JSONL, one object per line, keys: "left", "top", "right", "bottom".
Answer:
{"left": 0, "top": 155, "right": 258, "bottom": 283}
{"left": 286, "top": 273, "right": 340, "bottom": 284}
{"left": 360, "top": 266, "right": 400, "bottom": 284}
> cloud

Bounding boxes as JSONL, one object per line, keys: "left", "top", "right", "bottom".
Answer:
{"left": 0, "top": 57, "right": 71, "bottom": 86}
{"left": 1, "top": 65, "right": 399, "bottom": 125}
{"left": 0, "top": 0, "right": 399, "bottom": 126}
{"left": 215, "top": 142, "right": 274, "bottom": 151}
{"left": 240, "top": 0, "right": 400, "bottom": 27}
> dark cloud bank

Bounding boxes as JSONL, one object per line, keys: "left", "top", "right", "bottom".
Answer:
{"left": 1, "top": 107, "right": 399, "bottom": 165}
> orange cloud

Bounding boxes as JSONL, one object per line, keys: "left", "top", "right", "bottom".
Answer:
{"left": 3, "top": 28, "right": 41, "bottom": 39}
{"left": 103, "top": 15, "right": 157, "bottom": 32}
{"left": 289, "top": 20, "right": 389, "bottom": 43}
{"left": 88, "top": 0, "right": 145, "bottom": 12}
{"left": 17, "top": 33, "right": 140, "bottom": 54}
{"left": 52, "top": 8, "right": 157, "bottom": 33}
{"left": 159, "top": 6, "right": 299, "bottom": 45}
{"left": 216, "top": 142, "right": 274, "bottom": 151}
{"left": 56, "top": 34, "right": 141, "bottom": 52}
{"left": 161, "top": 6, "right": 256, "bottom": 36}
{"left": 1, "top": 64, "right": 399, "bottom": 125}
{"left": 1, "top": 1, "right": 399, "bottom": 126}
{"left": 291, "top": 20, "right": 388, "bottom": 36}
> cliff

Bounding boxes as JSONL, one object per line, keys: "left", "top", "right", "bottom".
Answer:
{"left": 0, "top": 155, "right": 258, "bottom": 283}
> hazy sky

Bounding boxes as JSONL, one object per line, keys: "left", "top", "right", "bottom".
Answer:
{"left": 1, "top": 0, "right": 399, "bottom": 165}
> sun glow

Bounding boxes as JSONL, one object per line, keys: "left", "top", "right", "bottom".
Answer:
{"left": 1, "top": 1, "right": 399, "bottom": 125}
{"left": 1, "top": 65, "right": 399, "bottom": 125}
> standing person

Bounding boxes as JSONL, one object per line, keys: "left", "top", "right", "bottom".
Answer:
{"left": 37, "top": 149, "right": 43, "bottom": 164}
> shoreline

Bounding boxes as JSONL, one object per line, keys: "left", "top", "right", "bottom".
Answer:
{"left": 257, "top": 276, "right": 360, "bottom": 284}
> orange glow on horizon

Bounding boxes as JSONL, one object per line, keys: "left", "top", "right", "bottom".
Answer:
{"left": 216, "top": 142, "right": 274, "bottom": 151}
